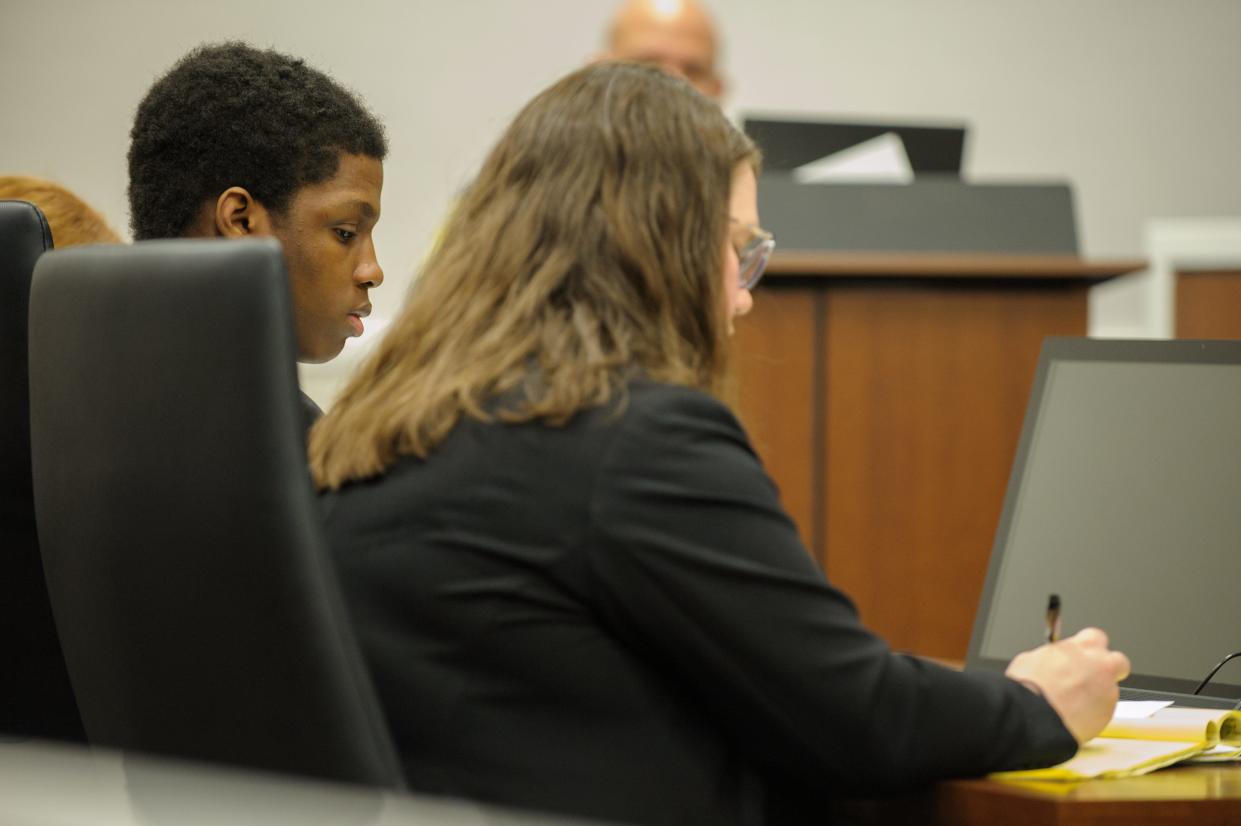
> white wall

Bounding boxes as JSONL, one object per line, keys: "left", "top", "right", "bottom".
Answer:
{"left": 3, "top": 0, "right": 1239, "bottom": 404}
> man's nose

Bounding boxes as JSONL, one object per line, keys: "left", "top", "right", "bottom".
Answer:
{"left": 356, "top": 239, "right": 384, "bottom": 287}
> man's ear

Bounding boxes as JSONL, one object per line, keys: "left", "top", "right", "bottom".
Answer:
{"left": 212, "top": 186, "right": 276, "bottom": 238}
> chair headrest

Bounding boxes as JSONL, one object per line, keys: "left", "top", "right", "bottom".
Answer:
{"left": 0, "top": 200, "right": 53, "bottom": 497}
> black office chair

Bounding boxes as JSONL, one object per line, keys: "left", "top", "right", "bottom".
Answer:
{"left": 27, "top": 238, "right": 403, "bottom": 787}
{"left": 0, "top": 200, "right": 84, "bottom": 741}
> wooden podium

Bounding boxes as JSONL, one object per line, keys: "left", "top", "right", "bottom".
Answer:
{"left": 731, "top": 251, "right": 1144, "bottom": 660}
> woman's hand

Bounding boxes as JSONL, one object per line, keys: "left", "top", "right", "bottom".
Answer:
{"left": 1005, "top": 627, "right": 1131, "bottom": 744}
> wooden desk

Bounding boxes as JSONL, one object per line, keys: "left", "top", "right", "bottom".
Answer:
{"left": 835, "top": 765, "right": 1241, "bottom": 825}
{"left": 1177, "top": 268, "right": 1241, "bottom": 339}
{"left": 731, "top": 252, "right": 1145, "bottom": 660}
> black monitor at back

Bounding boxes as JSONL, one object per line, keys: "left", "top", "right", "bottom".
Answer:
{"left": 966, "top": 337, "right": 1241, "bottom": 709}
{"left": 742, "top": 116, "right": 967, "bottom": 176}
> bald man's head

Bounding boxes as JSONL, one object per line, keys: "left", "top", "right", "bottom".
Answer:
{"left": 601, "top": 0, "right": 724, "bottom": 100}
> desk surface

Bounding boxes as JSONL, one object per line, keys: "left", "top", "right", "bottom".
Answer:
{"left": 838, "top": 764, "right": 1241, "bottom": 825}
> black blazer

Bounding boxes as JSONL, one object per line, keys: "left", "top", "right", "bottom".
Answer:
{"left": 321, "top": 379, "right": 1075, "bottom": 826}
{"left": 299, "top": 390, "right": 323, "bottom": 433}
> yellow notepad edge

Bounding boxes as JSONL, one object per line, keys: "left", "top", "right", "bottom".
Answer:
{"left": 993, "top": 739, "right": 1209, "bottom": 782}
{"left": 991, "top": 707, "right": 1241, "bottom": 782}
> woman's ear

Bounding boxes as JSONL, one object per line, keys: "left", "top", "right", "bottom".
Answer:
{"left": 212, "top": 186, "right": 275, "bottom": 238}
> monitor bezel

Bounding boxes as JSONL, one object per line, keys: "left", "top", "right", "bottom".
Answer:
{"left": 740, "top": 115, "right": 968, "bottom": 176}
{"left": 964, "top": 336, "right": 1241, "bottom": 705}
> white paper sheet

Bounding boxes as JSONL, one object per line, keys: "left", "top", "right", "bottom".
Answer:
{"left": 791, "top": 132, "right": 914, "bottom": 184}
{"left": 1112, "top": 700, "right": 1175, "bottom": 720}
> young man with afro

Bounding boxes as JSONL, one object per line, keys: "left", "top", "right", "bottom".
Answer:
{"left": 127, "top": 42, "right": 387, "bottom": 427}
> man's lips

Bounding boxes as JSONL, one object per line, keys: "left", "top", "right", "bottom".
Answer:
{"left": 347, "top": 304, "right": 371, "bottom": 336}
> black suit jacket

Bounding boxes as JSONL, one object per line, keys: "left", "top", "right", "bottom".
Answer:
{"left": 299, "top": 390, "right": 323, "bottom": 434}
{"left": 321, "top": 379, "right": 1075, "bottom": 826}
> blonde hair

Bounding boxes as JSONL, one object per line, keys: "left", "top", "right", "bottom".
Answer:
{"left": 0, "top": 175, "right": 122, "bottom": 246}
{"left": 310, "top": 62, "right": 758, "bottom": 489}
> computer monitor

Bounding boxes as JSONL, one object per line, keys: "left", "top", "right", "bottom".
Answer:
{"left": 741, "top": 116, "right": 967, "bottom": 176}
{"left": 965, "top": 337, "right": 1241, "bottom": 708}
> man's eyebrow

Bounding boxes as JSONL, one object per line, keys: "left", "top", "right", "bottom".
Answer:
{"left": 335, "top": 199, "right": 377, "bottom": 219}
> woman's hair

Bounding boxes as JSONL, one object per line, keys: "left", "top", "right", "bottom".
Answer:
{"left": 0, "top": 175, "right": 122, "bottom": 246}
{"left": 310, "top": 62, "right": 758, "bottom": 489}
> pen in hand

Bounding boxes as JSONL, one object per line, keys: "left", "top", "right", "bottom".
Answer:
{"left": 1045, "top": 593, "right": 1062, "bottom": 644}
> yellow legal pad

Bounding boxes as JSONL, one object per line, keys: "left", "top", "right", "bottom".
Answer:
{"left": 993, "top": 707, "right": 1241, "bottom": 781}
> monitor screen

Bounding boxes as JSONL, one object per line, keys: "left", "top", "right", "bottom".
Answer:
{"left": 966, "top": 337, "right": 1241, "bottom": 702}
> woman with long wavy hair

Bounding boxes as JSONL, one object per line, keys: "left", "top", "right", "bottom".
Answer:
{"left": 310, "top": 62, "right": 1127, "bottom": 826}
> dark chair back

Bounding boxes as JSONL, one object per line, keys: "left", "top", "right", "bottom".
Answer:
{"left": 0, "top": 200, "right": 84, "bottom": 741}
{"left": 28, "top": 238, "right": 403, "bottom": 787}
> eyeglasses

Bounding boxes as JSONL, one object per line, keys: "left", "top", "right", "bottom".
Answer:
{"left": 731, "top": 220, "right": 775, "bottom": 290}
